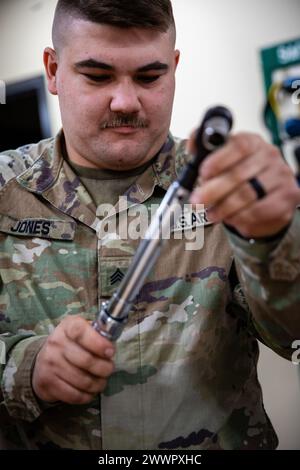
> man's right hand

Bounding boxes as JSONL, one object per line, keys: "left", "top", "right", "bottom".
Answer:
{"left": 32, "top": 315, "right": 115, "bottom": 404}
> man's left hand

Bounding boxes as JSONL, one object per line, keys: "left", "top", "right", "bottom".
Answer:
{"left": 189, "top": 132, "right": 300, "bottom": 239}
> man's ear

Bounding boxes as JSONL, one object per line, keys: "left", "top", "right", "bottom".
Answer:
{"left": 43, "top": 47, "right": 58, "bottom": 96}
{"left": 174, "top": 49, "right": 180, "bottom": 70}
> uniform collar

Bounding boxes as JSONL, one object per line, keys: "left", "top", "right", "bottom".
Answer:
{"left": 17, "top": 130, "right": 189, "bottom": 229}
{"left": 17, "top": 130, "right": 99, "bottom": 230}
{"left": 122, "top": 134, "right": 188, "bottom": 203}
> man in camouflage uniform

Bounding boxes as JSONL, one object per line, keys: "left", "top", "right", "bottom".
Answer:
{"left": 0, "top": 0, "right": 300, "bottom": 450}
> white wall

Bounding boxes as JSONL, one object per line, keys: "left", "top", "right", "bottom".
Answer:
{"left": 0, "top": 0, "right": 60, "bottom": 133}
{"left": 171, "top": 0, "right": 300, "bottom": 138}
{"left": 1, "top": 0, "right": 300, "bottom": 449}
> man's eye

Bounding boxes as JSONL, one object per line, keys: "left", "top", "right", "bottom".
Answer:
{"left": 84, "top": 74, "right": 110, "bottom": 82}
{"left": 137, "top": 75, "right": 160, "bottom": 84}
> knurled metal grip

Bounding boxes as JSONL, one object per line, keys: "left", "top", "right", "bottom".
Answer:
{"left": 93, "top": 301, "right": 128, "bottom": 341}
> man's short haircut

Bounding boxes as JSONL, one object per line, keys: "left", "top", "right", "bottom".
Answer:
{"left": 52, "top": 0, "right": 175, "bottom": 50}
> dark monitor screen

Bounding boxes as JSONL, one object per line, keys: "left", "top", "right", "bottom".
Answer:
{"left": 0, "top": 76, "right": 52, "bottom": 152}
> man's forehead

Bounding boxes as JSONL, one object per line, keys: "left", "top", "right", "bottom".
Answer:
{"left": 60, "top": 21, "right": 175, "bottom": 71}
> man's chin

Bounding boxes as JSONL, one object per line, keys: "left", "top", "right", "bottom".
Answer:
{"left": 92, "top": 144, "right": 151, "bottom": 170}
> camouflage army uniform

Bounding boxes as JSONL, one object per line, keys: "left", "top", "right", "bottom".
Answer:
{"left": 0, "top": 131, "right": 300, "bottom": 450}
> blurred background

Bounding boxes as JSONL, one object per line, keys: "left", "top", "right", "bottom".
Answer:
{"left": 0, "top": 0, "right": 300, "bottom": 449}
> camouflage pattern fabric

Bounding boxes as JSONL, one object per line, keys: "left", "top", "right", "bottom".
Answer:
{"left": 0, "top": 131, "right": 299, "bottom": 449}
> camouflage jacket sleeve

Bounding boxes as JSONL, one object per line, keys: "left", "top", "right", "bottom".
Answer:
{"left": 0, "top": 147, "right": 51, "bottom": 422}
{"left": 0, "top": 335, "right": 48, "bottom": 421}
{"left": 226, "top": 208, "right": 300, "bottom": 361}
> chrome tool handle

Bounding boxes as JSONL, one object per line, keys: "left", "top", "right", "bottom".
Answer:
{"left": 93, "top": 105, "right": 233, "bottom": 341}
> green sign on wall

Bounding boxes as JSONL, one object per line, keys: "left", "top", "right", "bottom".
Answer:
{"left": 260, "top": 37, "right": 300, "bottom": 147}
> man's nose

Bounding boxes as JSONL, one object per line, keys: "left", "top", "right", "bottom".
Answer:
{"left": 110, "top": 80, "right": 142, "bottom": 114}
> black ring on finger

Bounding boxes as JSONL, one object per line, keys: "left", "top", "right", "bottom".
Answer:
{"left": 249, "top": 177, "right": 266, "bottom": 200}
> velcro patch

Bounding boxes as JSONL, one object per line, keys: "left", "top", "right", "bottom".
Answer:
{"left": 172, "top": 209, "right": 212, "bottom": 232}
{"left": 99, "top": 257, "right": 131, "bottom": 298}
{"left": 0, "top": 216, "right": 76, "bottom": 240}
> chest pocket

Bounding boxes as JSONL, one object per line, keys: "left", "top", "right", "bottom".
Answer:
{"left": 0, "top": 215, "right": 76, "bottom": 240}
{"left": 0, "top": 216, "right": 99, "bottom": 330}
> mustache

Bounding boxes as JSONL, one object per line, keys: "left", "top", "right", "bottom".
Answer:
{"left": 100, "top": 114, "right": 149, "bottom": 129}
